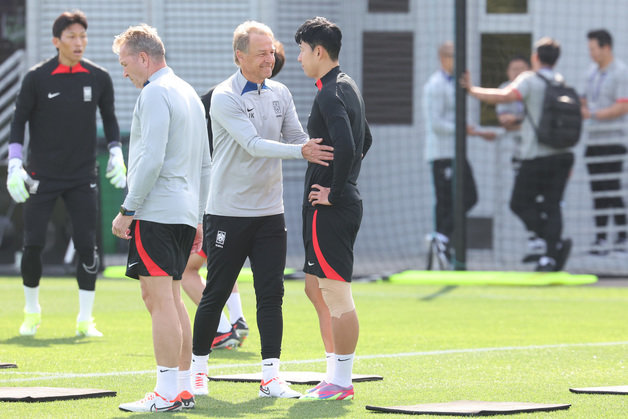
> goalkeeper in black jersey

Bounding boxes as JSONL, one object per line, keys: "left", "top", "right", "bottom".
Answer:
{"left": 7, "top": 10, "right": 123, "bottom": 337}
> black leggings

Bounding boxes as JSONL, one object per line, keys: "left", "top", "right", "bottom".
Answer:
{"left": 22, "top": 245, "right": 98, "bottom": 290}
{"left": 431, "top": 158, "right": 478, "bottom": 238}
{"left": 193, "top": 214, "right": 286, "bottom": 359}
{"left": 21, "top": 179, "right": 98, "bottom": 290}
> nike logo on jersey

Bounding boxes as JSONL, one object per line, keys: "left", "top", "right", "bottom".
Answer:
{"left": 247, "top": 107, "right": 254, "bottom": 112}
{"left": 48, "top": 92, "right": 60, "bottom": 99}
{"left": 89, "top": 183, "right": 97, "bottom": 189}
{"left": 307, "top": 261, "right": 315, "bottom": 266}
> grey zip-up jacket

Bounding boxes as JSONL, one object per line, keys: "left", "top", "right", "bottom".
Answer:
{"left": 207, "top": 70, "right": 308, "bottom": 217}
{"left": 124, "top": 67, "right": 211, "bottom": 227}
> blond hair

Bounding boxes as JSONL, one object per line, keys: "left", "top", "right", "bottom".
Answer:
{"left": 112, "top": 23, "right": 165, "bottom": 60}
{"left": 232, "top": 20, "right": 274, "bottom": 66}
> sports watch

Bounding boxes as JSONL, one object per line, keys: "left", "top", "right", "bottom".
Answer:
{"left": 119, "top": 206, "right": 135, "bottom": 216}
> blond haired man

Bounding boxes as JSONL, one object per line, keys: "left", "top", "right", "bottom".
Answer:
{"left": 112, "top": 24, "right": 210, "bottom": 412}
{"left": 191, "top": 20, "right": 332, "bottom": 398}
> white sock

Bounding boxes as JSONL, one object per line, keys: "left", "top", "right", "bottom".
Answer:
{"left": 226, "top": 292, "right": 244, "bottom": 323}
{"left": 436, "top": 232, "right": 449, "bottom": 244}
{"left": 155, "top": 366, "right": 178, "bottom": 400}
{"left": 325, "top": 352, "right": 335, "bottom": 383}
{"left": 217, "top": 311, "right": 231, "bottom": 333}
{"left": 77, "top": 289, "right": 95, "bottom": 322}
{"left": 332, "top": 353, "right": 354, "bottom": 388}
{"left": 191, "top": 354, "right": 209, "bottom": 375}
{"left": 178, "top": 369, "right": 193, "bottom": 394}
{"left": 23, "top": 285, "right": 40, "bottom": 313}
{"left": 262, "top": 358, "right": 280, "bottom": 382}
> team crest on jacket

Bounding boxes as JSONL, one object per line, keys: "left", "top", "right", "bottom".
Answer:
{"left": 216, "top": 230, "right": 226, "bottom": 248}
{"left": 273, "top": 101, "right": 281, "bottom": 116}
{"left": 83, "top": 86, "right": 92, "bottom": 102}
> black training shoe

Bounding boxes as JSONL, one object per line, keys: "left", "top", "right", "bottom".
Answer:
{"left": 211, "top": 325, "right": 240, "bottom": 349}
{"left": 554, "top": 238, "right": 572, "bottom": 271}
{"left": 232, "top": 317, "right": 249, "bottom": 338}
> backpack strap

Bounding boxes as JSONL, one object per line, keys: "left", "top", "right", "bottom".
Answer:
{"left": 522, "top": 71, "right": 559, "bottom": 139}
{"left": 522, "top": 73, "right": 541, "bottom": 137}
{"left": 536, "top": 71, "right": 564, "bottom": 86}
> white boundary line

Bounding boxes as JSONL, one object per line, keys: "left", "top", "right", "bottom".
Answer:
{"left": 2, "top": 341, "right": 627, "bottom": 384}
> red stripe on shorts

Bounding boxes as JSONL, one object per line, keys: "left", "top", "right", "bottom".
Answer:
{"left": 312, "top": 209, "right": 345, "bottom": 281}
{"left": 134, "top": 220, "right": 168, "bottom": 276}
{"left": 197, "top": 249, "right": 207, "bottom": 259}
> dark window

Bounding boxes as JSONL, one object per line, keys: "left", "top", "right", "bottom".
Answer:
{"left": 486, "top": 0, "right": 527, "bottom": 14}
{"left": 363, "top": 31, "right": 413, "bottom": 124}
{"left": 480, "top": 33, "right": 531, "bottom": 126}
{"left": 368, "top": 0, "right": 409, "bottom": 13}
{"left": 467, "top": 217, "right": 493, "bottom": 249}
{"left": 0, "top": 0, "right": 25, "bottom": 62}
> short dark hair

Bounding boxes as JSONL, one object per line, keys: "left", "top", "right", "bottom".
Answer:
{"left": 294, "top": 16, "right": 342, "bottom": 61}
{"left": 271, "top": 40, "right": 285, "bottom": 79}
{"left": 587, "top": 29, "right": 613, "bottom": 48}
{"left": 534, "top": 37, "right": 560, "bottom": 66}
{"left": 52, "top": 10, "right": 87, "bottom": 38}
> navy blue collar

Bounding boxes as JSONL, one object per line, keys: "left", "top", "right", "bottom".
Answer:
{"left": 241, "top": 80, "right": 268, "bottom": 95}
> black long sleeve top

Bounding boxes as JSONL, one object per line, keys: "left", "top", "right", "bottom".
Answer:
{"left": 303, "top": 66, "right": 372, "bottom": 207}
{"left": 10, "top": 56, "right": 120, "bottom": 181}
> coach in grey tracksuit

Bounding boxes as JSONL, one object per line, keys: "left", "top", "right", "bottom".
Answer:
{"left": 191, "top": 21, "right": 332, "bottom": 398}
{"left": 112, "top": 24, "right": 211, "bottom": 410}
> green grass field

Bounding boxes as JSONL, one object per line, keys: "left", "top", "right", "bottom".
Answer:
{"left": 0, "top": 275, "right": 626, "bottom": 418}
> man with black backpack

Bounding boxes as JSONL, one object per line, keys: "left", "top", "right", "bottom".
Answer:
{"left": 461, "top": 37, "right": 577, "bottom": 272}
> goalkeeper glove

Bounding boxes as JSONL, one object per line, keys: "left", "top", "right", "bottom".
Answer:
{"left": 6, "top": 158, "right": 30, "bottom": 203}
{"left": 106, "top": 146, "right": 126, "bottom": 189}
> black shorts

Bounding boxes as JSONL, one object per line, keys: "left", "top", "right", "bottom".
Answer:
{"left": 126, "top": 220, "right": 196, "bottom": 280}
{"left": 23, "top": 178, "right": 98, "bottom": 248}
{"left": 302, "top": 202, "right": 362, "bottom": 282}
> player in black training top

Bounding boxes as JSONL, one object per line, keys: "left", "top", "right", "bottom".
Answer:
{"left": 7, "top": 10, "right": 124, "bottom": 338}
{"left": 295, "top": 16, "right": 372, "bottom": 401}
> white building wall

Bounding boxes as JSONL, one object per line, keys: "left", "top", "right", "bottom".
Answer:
{"left": 23, "top": 0, "right": 628, "bottom": 273}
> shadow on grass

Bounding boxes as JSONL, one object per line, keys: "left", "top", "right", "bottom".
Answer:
{"left": 0, "top": 335, "right": 89, "bottom": 347}
{"left": 287, "top": 398, "right": 352, "bottom": 418}
{"left": 109, "top": 395, "right": 351, "bottom": 418}
{"left": 418, "top": 285, "right": 458, "bottom": 301}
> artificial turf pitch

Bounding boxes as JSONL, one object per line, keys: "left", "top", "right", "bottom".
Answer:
{"left": 0, "top": 275, "right": 626, "bottom": 418}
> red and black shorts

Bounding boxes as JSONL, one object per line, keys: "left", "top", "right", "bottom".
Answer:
{"left": 302, "top": 201, "right": 362, "bottom": 283}
{"left": 126, "top": 219, "right": 196, "bottom": 280}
